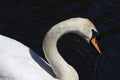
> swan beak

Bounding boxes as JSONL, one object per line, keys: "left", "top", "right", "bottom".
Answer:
{"left": 91, "top": 37, "right": 101, "bottom": 54}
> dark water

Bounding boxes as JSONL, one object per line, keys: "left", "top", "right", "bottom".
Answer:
{"left": 0, "top": 0, "right": 120, "bottom": 80}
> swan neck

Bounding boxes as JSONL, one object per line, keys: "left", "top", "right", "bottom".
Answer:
{"left": 43, "top": 21, "right": 79, "bottom": 80}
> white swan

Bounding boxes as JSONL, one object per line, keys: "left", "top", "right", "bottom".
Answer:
{"left": 0, "top": 18, "right": 101, "bottom": 80}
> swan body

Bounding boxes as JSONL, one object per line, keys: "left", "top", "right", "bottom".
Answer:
{"left": 0, "top": 18, "right": 100, "bottom": 80}
{"left": 0, "top": 35, "right": 57, "bottom": 80}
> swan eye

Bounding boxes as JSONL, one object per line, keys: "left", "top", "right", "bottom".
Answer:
{"left": 91, "top": 29, "right": 98, "bottom": 39}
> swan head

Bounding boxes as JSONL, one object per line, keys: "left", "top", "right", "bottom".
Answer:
{"left": 75, "top": 18, "right": 101, "bottom": 54}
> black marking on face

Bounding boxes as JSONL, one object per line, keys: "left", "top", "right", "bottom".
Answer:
{"left": 91, "top": 29, "right": 98, "bottom": 39}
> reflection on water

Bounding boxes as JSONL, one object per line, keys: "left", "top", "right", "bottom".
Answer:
{"left": 0, "top": 0, "right": 120, "bottom": 80}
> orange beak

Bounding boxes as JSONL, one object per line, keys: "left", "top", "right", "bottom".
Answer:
{"left": 91, "top": 37, "right": 101, "bottom": 54}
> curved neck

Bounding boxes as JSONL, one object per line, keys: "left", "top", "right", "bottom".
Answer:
{"left": 43, "top": 19, "right": 80, "bottom": 80}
